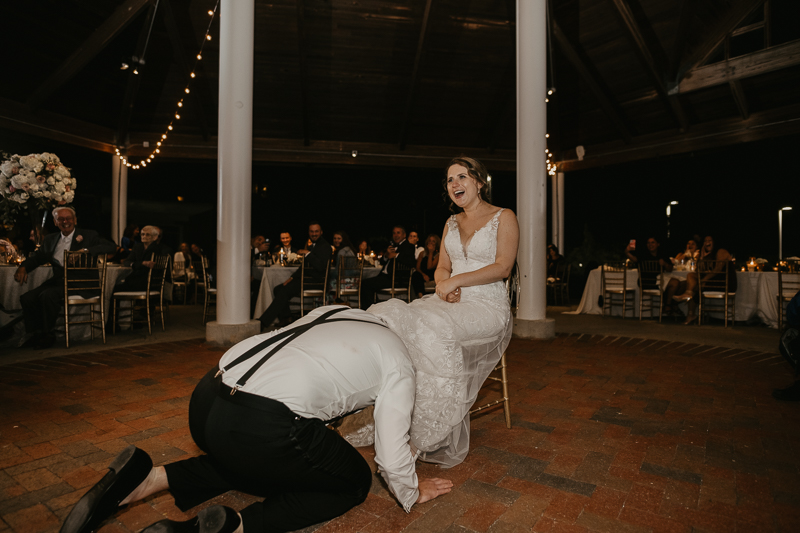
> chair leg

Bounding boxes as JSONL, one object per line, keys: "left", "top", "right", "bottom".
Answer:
{"left": 499, "top": 353, "right": 511, "bottom": 429}
{"left": 65, "top": 304, "right": 70, "bottom": 348}
{"left": 112, "top": 299, "right": 117, "bottom": 335}
{"left": 146, "top": 299, "right": 152, "bottom": 335}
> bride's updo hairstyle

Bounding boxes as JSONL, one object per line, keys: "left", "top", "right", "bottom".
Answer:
{"left": 443, "top": 156, "right": 491, "bottom": 213}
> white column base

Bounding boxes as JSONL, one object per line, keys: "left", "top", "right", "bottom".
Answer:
{"left": 513, "top": 317, "right": 556, "bottom": 339}
{"left": 206, "top": 320, "right": 261, "bottom": 346}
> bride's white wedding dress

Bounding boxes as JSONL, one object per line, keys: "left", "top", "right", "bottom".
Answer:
{"left": 366, "top": 208, "right": 512, "bottom": 467}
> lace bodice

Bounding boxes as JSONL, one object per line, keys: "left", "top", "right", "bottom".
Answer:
{"left": 445, "top": 208, "right": 507, "bottom": 302}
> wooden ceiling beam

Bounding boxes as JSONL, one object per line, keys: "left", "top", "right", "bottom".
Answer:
{"left": 551, "top": 20, "right": 633, "bottom": 143}
{"left": 672, "top": 0, "right": 766, "bottom": 85}
{"left": 557, "top": 102, "right": 800, "bottom": 171}
{"left": 160, "top": 0, "right": 210, "bottom": 141}
{"left": 398, "top": 0, "right": 434, "bottom": 151}
{"left": 26, "top": 0, "right": 152, "bottom": 110}
{"left": 729, "top": 80, "right": 749, "bottom": 120}
{"left": 608, "top": 0, "right": 688, "bottom": 130}
{"left": 295, "top": 0, "right": 311, "bottom": 146}
{"left": 0, "top": 97, "right": 116, "bottom": 153}
{"left": 116, "top": 1, "right": 159, "bottom": 146}
{"left": 670, "top": 39, "right": 800, "bottom": 94}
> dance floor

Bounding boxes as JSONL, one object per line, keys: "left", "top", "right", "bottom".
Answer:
{"left": 1, "top": 334, "right": 799, "bottom": 532}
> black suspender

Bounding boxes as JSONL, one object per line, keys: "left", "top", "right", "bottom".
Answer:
{"left": 216, "top": 307, "right": 388, "bottom": 394}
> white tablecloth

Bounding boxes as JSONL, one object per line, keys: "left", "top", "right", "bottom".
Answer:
{"left": 568, "top": 268, "right": 780, "bottom": 327}
{"left": 253, "top": 265, "right": 382, "bottom": 318}
{"left": 0, "top": 264, "right": 132, "bottom": 339}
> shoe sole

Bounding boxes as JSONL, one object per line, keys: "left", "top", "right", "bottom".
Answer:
{"left": 140, "top": 506, "right": 239, "bottom": 533}
{"left": 60, "top": 446, "right": 152, "bottom": 533}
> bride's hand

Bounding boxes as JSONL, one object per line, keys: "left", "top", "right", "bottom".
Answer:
{"left": 445, "top": 289, "right": 461, "bottom": 303}
{"left": 436, "top": 279, "right": 459, "bottom": 299}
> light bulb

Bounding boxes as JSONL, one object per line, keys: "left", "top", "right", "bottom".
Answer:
{"left": 155, "top": 149, "right": 160, "bottom": 153}
{"left": 157, "top": 141, "right": 162, "bottom": 146}
{"left": 168, "top": 125, "right": 173, "bottom": 130}
{"left": 162, "top": 134, "right": 167, "bottom": 139}
{"left": 175, "top": 114, "right": 180, "bottom": 119}
{"left": 208, "top": 9, "right": 213, "bottom": 15}
{"left": 196, "top": 54, "right": 202, "bottom": 60}
{"left": 190, "top": 73, "right": 195, "bottom": 78}
{"left": 206, "top": 35, "right": 212, "bottom": 41}
{"left": 185, "top": 88, "right": 190, "bottom": 93}
{"left": 178, "top": 102, "right": 183, "bottom": 107}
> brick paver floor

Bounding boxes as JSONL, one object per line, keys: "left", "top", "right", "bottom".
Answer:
{"left": 2, "top": 334, "right": 799, "bottom": 532}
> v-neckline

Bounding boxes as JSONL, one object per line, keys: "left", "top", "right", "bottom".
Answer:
{"left": 455, "top": 209, "right": 501, "bottom": 258}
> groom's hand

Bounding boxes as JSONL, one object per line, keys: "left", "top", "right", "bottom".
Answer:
{"left": 416, "top": 477, "right": 453, "bottom": 504}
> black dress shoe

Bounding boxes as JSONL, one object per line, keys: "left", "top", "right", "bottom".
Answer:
{"left": 60, "top": 446, "right": 153, "bottom": 533}
{"left": 140, "top": 506, "right": 240, "bottom": 533}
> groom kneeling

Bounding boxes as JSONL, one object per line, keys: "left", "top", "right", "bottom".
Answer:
{"left": 61, "top": 306, "right": 451, "bottom": 533}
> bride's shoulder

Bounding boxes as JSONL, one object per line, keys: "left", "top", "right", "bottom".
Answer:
{"left": 496, "top": 208, "right": 517, "bottom": 222}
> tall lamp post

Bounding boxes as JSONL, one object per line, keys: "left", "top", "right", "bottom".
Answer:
{"left": 779, "top": 206, "right": 792, "bottom": 260}
{"left": 666, "top": 200, "right": 679, "bottom": 239}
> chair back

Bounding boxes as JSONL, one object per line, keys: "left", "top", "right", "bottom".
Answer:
{"left": 390, "top": 260, "right": 414, "bottom": 295}
{"left": 147, "top": 255, "right": 171, "bottom": 299}
{"left": 63, "top": 251, "right": 106, "bottom": 298}
{"left": 199, "top": 255, "right": 212, "bottom": 287}
{"left": 337, "top": 254, "right": 364, "bottom": 298}
{"left": 779, "top": 260, "right": 800, "bottom": 298}
{"left": 300, "top": 253, "right": 330, "bottom": 294}
{"left": 601, "top": 261, "right": 629, "bottom": 291}
{"left": 696, "top": 260, "right": 732, "bottom": 294}
{"left": 638, "top": 260, "right": 663, "bottom": 291}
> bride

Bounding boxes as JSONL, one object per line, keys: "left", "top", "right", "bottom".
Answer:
{"left": 365, "top": 156, "right": 519, "bottom": 467}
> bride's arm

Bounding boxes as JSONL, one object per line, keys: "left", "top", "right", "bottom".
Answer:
{"left": 434, "top": 223, "right": 453, "bottom": 285}
{"left": 435, "top": 209, "right": 519, "bottom": 297}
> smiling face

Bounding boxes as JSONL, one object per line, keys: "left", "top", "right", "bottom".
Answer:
{"left": 252, "top": 235, "right": 265, "bottom": 248}
{"left": 332, "top": 233, "right": 343, "bottom": 247}
{"left": 392, "top": 227, "right": 406, "bottom": 244}
{"left": 53, "top": 208, "right": 76, "bottom": 236}
{"left": 280, "top": 232, "right": 292, "bottom": 247}
{"left": 447, "top": 164, "right": 482, "bottom": 209}
{"left": 191, "top": 244, "right": 201, "bottom": 255}
{"left": 646, "top": 238, "right": 659, "bottom": 253}
{"left": 408, "top": 231, "right": 419, "bottom": 245}
{"left": 308, "top": 224, "right": 322, "bottom": 243}
{"left": 358, "top": 241, "right": 368, "bottom": 253}
{"left": 703, "top": 236, "right": 714, "bottom": 252}
{"left": 686, "top": 239, "right": 698, "bottom": 252}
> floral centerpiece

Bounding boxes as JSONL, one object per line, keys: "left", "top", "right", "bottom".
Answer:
{"left": 0, "top": 152, "right": 76, "bottom": 228}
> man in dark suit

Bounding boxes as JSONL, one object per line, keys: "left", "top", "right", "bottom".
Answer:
{"left": 258, "top": 222, "right": 331, "bottom": 329}
{"left": 14, "top": 207, "right": 116, "bottom": 348}
{"left": 360, "top": 225, "right": 417, "bottom": 310}
{"left": 113, "top": 225, "right": 172, "bottom": 293}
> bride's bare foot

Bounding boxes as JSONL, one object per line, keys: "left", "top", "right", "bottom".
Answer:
{"left": 120, "top": 466, "right": 168, "bottom": 506}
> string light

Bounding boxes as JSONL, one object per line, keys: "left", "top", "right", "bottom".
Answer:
{"left": 116, "top": 1, "right": 219, "bottom": 171}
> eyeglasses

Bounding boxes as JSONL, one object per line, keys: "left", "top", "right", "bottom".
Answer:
{"left": 56, "top": 217, "right": 75, "bottom": 222}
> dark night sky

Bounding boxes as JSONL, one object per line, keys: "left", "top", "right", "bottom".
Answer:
{"left": 2, "top": 130, "right": 798, "bottom": 264}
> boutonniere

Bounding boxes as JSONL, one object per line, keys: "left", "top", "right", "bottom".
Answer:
{"left": 75, "top": 235, "right": 83, "bottom": 243}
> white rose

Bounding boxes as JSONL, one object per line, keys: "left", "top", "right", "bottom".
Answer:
{"left": 47, "top": 176, "right": 55, "bottom": 185}
{"left": 11, "top": 175, "right": 26, "bottom": 189}
{"left": 0, "top": 160, "right": 19, "bottom": 177}
{"left": 70, "top": 180, "right": 77, "bottom": 190}
{"left": 55, "top": 182, "right": 66, "bottom": 193}
{"left": 64, "top": 191, "right": 75, "bottom": 202}
{"left": 17, "top": 192, "right": 29, "bottom": 202}
{"left": 43, "top": 191, "right": 51, "bottom": 198}
{"left": 55, "top": 165, "right": 70, "bottom": 179}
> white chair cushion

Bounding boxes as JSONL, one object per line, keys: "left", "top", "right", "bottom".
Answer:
{"left": 642, "top": 289, "right": 661, "bottom": 295}
{"left": 702, "top": 291, "right": 735, "bottom": 298}
{"left": 67, "top": 295, "right": 100, "bottom": 302}
{"left": 114, "top": 291, "right": 148, "bottom": 297}
{"left": 208, "top": 288, "right": 217, "bottom": 294}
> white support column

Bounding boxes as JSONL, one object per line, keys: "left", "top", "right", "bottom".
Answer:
{"left": 207, "top": 0, "right": 260, "bottom": 345}
{"left": 111, "top": 155, "right": 127, "bottom": 245}
{"left": 557, "top": 171, "right": 565, "bottom": 253}
{"left": 514, "top": 0, "right": 554, "bottom": 339}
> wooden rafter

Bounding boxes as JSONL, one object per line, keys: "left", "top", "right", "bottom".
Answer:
{"left": 398, "top": 0, "right": 434, "bottom": 150}
{"left": 670, "top": 39, "right": 800, "bottom": 94}
{"left": 671, "top": 0, "right": 766, "bottom": 85}
{"left": 295, "top": 0, "right": 311, "bottom": 146}
{"left": 608, "top": 0, "right": 688, "bottom": 130}
{"left": 27, "top": 0, "right": 152, "bottom": 110}
{"left": 161, "top": 0, "right": 210, "bottom": 141}
{"left": 116, "top": 1, "right": 159, "bottom": 146}
{"left": 551, "top": 20, "right": 633, "bottom": 143}
{"left": 729, "top": 80, "right": 749, "bottom": 120}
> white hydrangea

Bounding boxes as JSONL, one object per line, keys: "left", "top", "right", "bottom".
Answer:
{"left": 55, "top": 165, "right": 70, "bottom": 179}
{"left": 54, "top": 181, "right": 66, "bottom": 193}
{"left": 64, "top": 191, "right": 75, "bottom": 202}
{"left": 46, "top": 176, "right": 55, "bottom": 185}
{"left": 0, "top": 160, "right": 19, "bottom": 178}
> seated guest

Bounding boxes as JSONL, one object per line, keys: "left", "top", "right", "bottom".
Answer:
{"left": 673, "top": 235, "right": 737, "bottom": 325}
{"left": 412, "top": 234, "right": 441, "bottom": 298}
{"left": 14, "top": 207, "right": 116, "bottom": 349}
{"left": 258, "top": 222, "right": 331, "bottom": 328}
{"left": 663, "top": 236, "right": 701, "bottom": 314}
{"left": 624, "top": 236, "right": 673, "bottom": 273}
{"left": 674, "top": 236, "right": 700, "bottom": 264}
{"left": 357, "top": 240, "right": 376, "bottom": 265}
{"left": 120, "top": 224, "right": 139, "bottom": 254}
{"left": 546, "top": 244, "right": 564, "bottom": 278}
{"left": 251, "top": 235, "right": 268, "bottom": 261}
{"left": 113, "top": 226, "right": 172, "bottom": 293}
{"left": 173, "top": 243, "right": 195, "bottom": 302}
{"left": 332, "top": 230, "right": 357, "bottom": 262}
{"left": 360, "top": 226, "right": 416, "bottom": 310}
{"left": 273, "top": 231, "right": 298, "bottom": 258}
{"left": 408, "top": 230, "right": 424, "bottom": 260}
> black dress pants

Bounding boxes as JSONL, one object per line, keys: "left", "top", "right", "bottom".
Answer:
{"left": 359, "top": 273, "right": 392, "bottom": 310}
{"left": 258, "top": 276, "right": 301, "bottom": 326}
{"left": 20, "top": 276, "right": 63, "bottom": 334}
{"left": 164, "top": 369, "right": 372, "bottom": 533}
